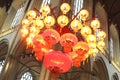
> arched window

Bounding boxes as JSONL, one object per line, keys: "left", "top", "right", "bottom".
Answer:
{"left": 20, "top": 72, "right": 33, "bottom": 80}
{"left": 110, "top": 37, "right": 114, "bottom": 59}
{"left": 0, "top": 60, "right": 5, "bottom": 73}
{"left": 41, "top": 0, "right": 51, "bottom": 7}
{"left": 11, "top": 0, "right": 29, "bottom": 28}
{"left": 10, "top": 5, "right": 25, "bottom": 28}
{"left": 111, "top": 73, "right": 119, "bottom": 80}
{"left": 74, "top": 0, "right": 83, "bottom": 15}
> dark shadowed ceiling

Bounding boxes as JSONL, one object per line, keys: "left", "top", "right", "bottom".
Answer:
{"left": 98, "top": 0, "right": 120, "bottom": 37}
{"left": 0, "top": 0, "right": 13, "bottom": 11}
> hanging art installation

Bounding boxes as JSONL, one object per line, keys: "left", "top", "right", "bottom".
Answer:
{"left": 21, "top": 2, "right": 106, "bottom": 77}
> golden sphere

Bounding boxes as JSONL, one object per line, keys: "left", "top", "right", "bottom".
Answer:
{"left": 70, "top": 19, "right": 82, "bottom": 32}
{"left": 60, "top": 3, "right": 70, "bottom": 14}
{"left": 86, "top": 34, "right": 96, "bottom": 43}
{"left": 97, "top": 31, "right": 106, "bottom": 40}
{"left": 21, "top": 28, "right": 29, "bottom": 37}
{"left": 79, "top": 9, "right": 89, "bottom": 21}
{"left": 34, "top": 19, "right": 44, "bottom": 29}
{"left": 44, "top": 16, "right": 55, "bottom": 28}
{"left": 27, "top": 10, "right": 36, "bottom": 20}
{"left": 91, "top": 19, "right": 100, "bottom": 30}
{"left": 80, "top": 26, "right": 92, "bottom": 37}
{"left": 22, "top": 19, "right": 29, "bottom": 27}
{"left": 57, "top": 15, "right": 69, "bottom": 27}
{"left": 41, "top": 5, "right": 50, "bottom": 16}
{"left": 30, "top": 26, "right": 37, "bottom": 33}
{"left": 88, "top": 43, "right": 96, "bottom": 49}
{"left": 97, "top": 41, "right": 105, "bottom": 48}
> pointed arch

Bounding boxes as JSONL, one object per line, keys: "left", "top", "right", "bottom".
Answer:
{"left": 92, "top": 57, "right": 109, "bottom": 80}
{"left": 0, "top": 39, "right": 9, "bottom": 58}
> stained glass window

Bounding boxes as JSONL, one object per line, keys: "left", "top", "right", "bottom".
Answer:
{"left": 0, "top": 60, "right": 5, "bottom": 73}
{"left": 20, "top": 72, "right": 33, "bottom": 80}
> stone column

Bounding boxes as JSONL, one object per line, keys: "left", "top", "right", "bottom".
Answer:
{"left": 45, "top": 69, "right": 50, "bottom": 80}
{"left": 0, "top": 7, "right": 7, "bottom": 30}
{"left": 83, "top": 0, "right": 93, "bottom": 18}
{"left": 39, "top": 64, "right": 47, "bottom": 80}
{"left": 0, "top": 50, "right": 24, "bottom": 80}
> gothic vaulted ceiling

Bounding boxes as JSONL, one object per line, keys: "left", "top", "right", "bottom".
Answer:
{"left": 0, "top": 0, "right": 13, "bottom": 11}
{"left": 98, "top": 0, "right": 120, "bottom": 37}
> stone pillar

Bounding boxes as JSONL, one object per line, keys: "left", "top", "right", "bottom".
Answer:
{"left": 45, "top": 70, "right": 50, "bottom": 80}
{"left": 39, "top": 65, "right": 47, "bottom": 80}
{"left": 0, "top": 7, "right": 7, "bottom": 30}
{"left": 39, "top": 65, "right": 57, "bottom": 80}
{"left": 0, "top": 37, "right": 26, "bottom": 80}
{"left": 1, "top": 7, "right": 16, "bottom": 32}
{"left": 0, "top": 56, "right": 18, "bottom": 80}
{"left": 83, "top": 0, "right": 93, "bottom": 18}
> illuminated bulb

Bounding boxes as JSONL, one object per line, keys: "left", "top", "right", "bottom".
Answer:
{"left": 26, "top": 37, "right": 33, "bottom": 46}
{"left": 73, "top": 41, "right": 89, "bottom": 53}
{"left": 97, "top": 31, "right": 106, "bottom": 40}
{"left": 57, "top": 15, "right": 69, "bottom": 27}
{"left": 92, "top": 48, "right": 98, "bottom": 57}
{"left": 34, "top": 19, "right": 44, "bottom": 29}
{"left": 21, "top": 28, "right": 29, "bottom": 37}
{"left": 29, "top": 33, "right": 36, "bottom": 38}
{"left": 60, "top": 3, "right": 70, "bottom": 14}
{"left": 41, "top": 5, "right": 50, "bottom": 16}
{"left": 81, "top": 26, "right": 92, "bottom": 37}
{"left": 91, "top": 19, "right": 100, "bottom": 30}
{"left": 86, "top": 34, "right": 96, "bottom": 43}
{"left": 79, "top": 9, "right": 89, "bottom": 21}
{"left": 88, "top": 43, "right": 96, "bottom": 49}
{"left": 30, "top": 26, "right": 37, "bottom": 33}
{"left": 27, "top": 10, "right": 36, "bottom": 20}
{"left": 22, "top": 19, "right": 29, "bottom": 27}
{"left": 97, "top": 41, "right": 105, "bottom": 48}
{"left": 44, "top": 16, "right": 55, "bottom": 28}
{"left": 88, "top": 48, "right": 98, "bottom": 57}
{"left": 70, "top": 19, "right": 82, "bottom": 32}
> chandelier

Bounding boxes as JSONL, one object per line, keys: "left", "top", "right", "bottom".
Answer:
{"left": 21, "top": 3, "right": 106, "bottom": 78}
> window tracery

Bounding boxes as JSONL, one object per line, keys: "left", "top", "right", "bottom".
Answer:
{"left": 74, "top": 0, "right": 83, "bottom": 15}
{"left": 0, "top": 60, "right": 5, "bottom": 73}
{"left": 20, "top": 72, "right": 33, "bottom": 80}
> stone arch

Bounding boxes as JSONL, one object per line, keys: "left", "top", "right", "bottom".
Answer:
{"left": 0, "top": 39, "right": 9, "bottom": 58}
{"left": 0, "top": 39, "right": 42, "bottom": 80}
{"left": 95, "top": 2, "right": 108, "bottom": 29}
{"left": 109, "top": 24, "right": 120, "bottom": 62}
{"left": 0, "top": 39, "right": 9, "bottom": 75}
{"left": 15, "top": 57, "right": 42, "bottom": 80}
{"left": 112, "top": 73, "right": 119, "bottom": 80}
{"left": 18, "top": 71, "right": 33, "bottom": 80}
{"left": 6, "top": 37, "right": 43, "bottom": 80}
{"left": 92, "top": 57, "right": 109, "bottom": 80}
{"left": 11, "top": 39, "right": 41, "bottom": 79}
